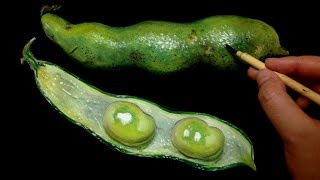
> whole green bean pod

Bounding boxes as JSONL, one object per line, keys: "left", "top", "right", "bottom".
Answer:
{"left": 42, "top": 13, "right": 288, "bottom": 73}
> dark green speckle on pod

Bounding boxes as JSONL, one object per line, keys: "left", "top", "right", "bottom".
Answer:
{"left": 41, "top": 13, "right": 288, "bottom": 73}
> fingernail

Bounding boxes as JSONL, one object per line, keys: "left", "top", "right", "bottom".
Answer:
{"left": 265, "top": 58, "right": 275, "bottom": 62}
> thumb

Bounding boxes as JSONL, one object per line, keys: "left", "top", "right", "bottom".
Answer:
{"left": 256, "top": 69, "right": 314, "bottom": 143}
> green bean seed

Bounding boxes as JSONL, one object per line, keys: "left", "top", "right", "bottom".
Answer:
{"left": 172, "top": 118, "right": 225, "bottom": 160}
{"left": 103, "top": 101, "right": 155, "bottom": 147}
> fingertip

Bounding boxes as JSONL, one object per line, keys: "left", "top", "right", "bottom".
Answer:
{"left": 264, "top": 58, "right": 277, "bottom": 64}
{"left": 265, "top": 57, "right": 277, "bottom": 62}
{"left": 265, "top": 58, "right": 282, "bottom": 70}
{"left": 247, "top": 67, "right": 258, "bottom": 80}
{"left": 255, "top": 70, "right": 288, "bottom": 111}
{"left": 256, "top": 69, "right": 285, "bottom": 89}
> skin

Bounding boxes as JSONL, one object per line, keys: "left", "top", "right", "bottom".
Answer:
{"left": 247, "top": 56, "right": 320, "bottom": 180}
{"left": 41, "top": 13, "right": 288, "bottom": 73}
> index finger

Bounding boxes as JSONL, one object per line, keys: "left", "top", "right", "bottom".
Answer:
{"left": 266, "top": 56, "right": 320, "bottom": 78}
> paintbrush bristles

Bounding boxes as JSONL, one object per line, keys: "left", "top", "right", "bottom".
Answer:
{"left": 225, "top": 44, "right": 265, "bottom": 69}
{"left": 225, "top": 44, "right": 237, "bottom": 54}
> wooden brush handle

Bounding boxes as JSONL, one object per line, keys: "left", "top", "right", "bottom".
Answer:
{"left": 236, "top": 51, "right": 320, "bottom": 106}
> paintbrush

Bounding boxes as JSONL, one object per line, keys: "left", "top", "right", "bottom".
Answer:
{"left": 225, "top": 44, "right": 320, "bottom": 106}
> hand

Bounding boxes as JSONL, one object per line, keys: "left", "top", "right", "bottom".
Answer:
{"left": 247, "top": 56, "right": 320, "bottom": 180}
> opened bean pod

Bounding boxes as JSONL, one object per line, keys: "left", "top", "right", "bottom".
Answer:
{"left": 21, "top": 38, "right": 255, "bottom": 171}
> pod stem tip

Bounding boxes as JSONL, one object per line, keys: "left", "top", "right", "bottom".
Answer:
{"left": 40, "top": 5, "right": 62, "bottom": 16}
